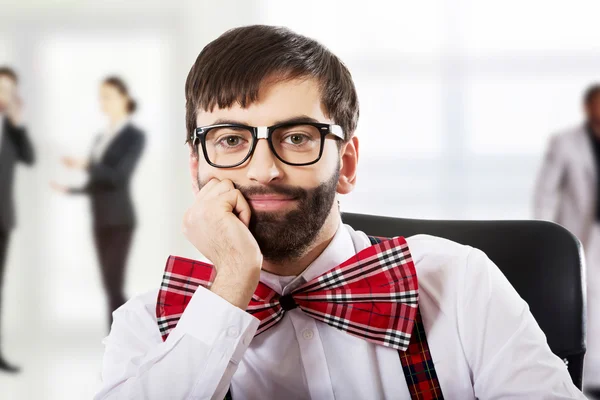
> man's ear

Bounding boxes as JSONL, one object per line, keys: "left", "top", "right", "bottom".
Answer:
{"left": 189, "top": 148, "right": 200, "bottom": 195}
{"left": 337, "top": 136, "right": 359, "bottom": 195}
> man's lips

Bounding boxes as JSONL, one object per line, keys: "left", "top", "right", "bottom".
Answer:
{"left": 247, "top": 195, "right": 297, "bottom": 211}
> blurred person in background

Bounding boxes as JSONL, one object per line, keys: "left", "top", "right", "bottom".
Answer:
{"left": 96, "top": 26, "right": 584, "bottom": 399}
{"left": 0, "top": 66, "right": 35, "bottom": 373}
{"left": 51, "top": 76, "right": 145, "bottom": 330}
{"left": 534, "top": 84, "right": 600, "bottom": 397}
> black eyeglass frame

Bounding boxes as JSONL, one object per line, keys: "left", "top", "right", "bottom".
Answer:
{"left": 191, "top": 122, "right": 345, "bottom": 168}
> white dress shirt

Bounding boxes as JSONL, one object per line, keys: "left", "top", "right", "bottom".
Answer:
{"left": 95, "top": 222, "right": 584, "bottom": 399}
{"left": 92, "top": 118, "right": 129, "bottom": 162}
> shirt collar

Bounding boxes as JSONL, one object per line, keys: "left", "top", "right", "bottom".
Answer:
{"left": 107, "top": 117, "right": 130, "bottom": 136}
{"left": 259, "top": 219, "right": 367, "bottom": 295}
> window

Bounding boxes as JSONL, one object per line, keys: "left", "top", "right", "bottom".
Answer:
{"left": 262, "top": 0, "right": 600, "bottom": 219}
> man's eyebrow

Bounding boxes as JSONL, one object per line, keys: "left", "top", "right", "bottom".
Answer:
{"left": 206, "top": 115, "right": 322, "bottom": 127}
{"left": 209, "top": 118, "right": 250, "bottom": 126}
{"left": 271, "top": 115, "right": 321, "bottom": 126}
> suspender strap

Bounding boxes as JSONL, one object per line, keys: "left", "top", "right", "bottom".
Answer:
{"left": 368, "top": 235, "right": 444, "bottom": 399}
{"left": 399, "top": 310, "right": 444, "bottom": 399}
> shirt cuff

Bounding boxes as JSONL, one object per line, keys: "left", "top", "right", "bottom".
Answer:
{"left": 168, "top": 285, "right": 260, "bottom": 364}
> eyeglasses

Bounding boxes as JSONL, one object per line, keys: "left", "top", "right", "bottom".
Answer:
{"left": 191, "top": 122, "right": 345, "bottom": 168}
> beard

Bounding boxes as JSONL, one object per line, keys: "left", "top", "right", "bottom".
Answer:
{"left": 198, "top": 169, "right": 339, "bottom": 263}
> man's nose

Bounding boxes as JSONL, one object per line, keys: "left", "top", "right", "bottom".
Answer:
{"left": 246, "top": 139, "right": 282, "bottom": 184}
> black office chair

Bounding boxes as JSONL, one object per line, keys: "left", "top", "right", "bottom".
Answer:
{"left": 342, "top": 212, "right": 587, "bottom": 389}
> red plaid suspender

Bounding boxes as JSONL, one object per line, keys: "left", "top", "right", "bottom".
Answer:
{"left": 368, "top": 236, "right": 444, "bottom": 400}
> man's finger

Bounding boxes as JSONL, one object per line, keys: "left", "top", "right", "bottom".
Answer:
{"left": 203, "top": 179, "right": 235, "bottom": 199}
{"left": 220, "top": 189, "right": 252, "bottom": 227}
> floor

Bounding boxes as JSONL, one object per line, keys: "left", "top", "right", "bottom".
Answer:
{"left": 0, "top": 322, "right": 105, "bottom": 399}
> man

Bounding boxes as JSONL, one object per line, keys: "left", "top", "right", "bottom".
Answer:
{"left": 534, "top": 84, "right": 600, "bottom": 397}
{"left": 96, "top": 26, "right": 583, "bottom": 399}
{"left": 0, "top": 66, "right": 35, "bottom": 373}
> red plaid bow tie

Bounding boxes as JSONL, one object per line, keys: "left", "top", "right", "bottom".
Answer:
{"left": 156, "top": 236, "right": 419, "bottom": 351}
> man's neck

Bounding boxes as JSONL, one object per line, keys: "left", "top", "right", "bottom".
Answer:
{"left": 589, "top": 121, "right": 600, "bottom": 139}
{"left": 261, "top": 211, "right": 341, "bottom": 277}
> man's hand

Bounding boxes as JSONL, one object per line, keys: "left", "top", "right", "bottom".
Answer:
{"left": 183, "top": 178, "right": 263, "bottom": 309}
{"left": 6, "top": 93, "right": 23, "bottom": 127}
{"left": 50, "top": 181, "right": 68, "bottom": 193}
{"left": 61, "top": 156, "right": 89, "bottom": 170}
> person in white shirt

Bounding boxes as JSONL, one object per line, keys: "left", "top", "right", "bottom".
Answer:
{"left": 95, "top": 25, "right": 585, "bottom": 399}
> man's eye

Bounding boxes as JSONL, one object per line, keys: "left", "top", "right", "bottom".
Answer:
{"left": 218, "top": 135, "right": 243, "bottom": 147}
{"left": 226, "top": 136, "right": 240, "bottom": 146}
{"left": 284, "top": 134, "right": 309, "bottom": 145}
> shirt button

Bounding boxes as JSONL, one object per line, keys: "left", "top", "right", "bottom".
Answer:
{"left": 302, "top": 329, "right": 314, "bottom": 340}
{"left": 227, "top": 326, "right": 240, "bottom": 338}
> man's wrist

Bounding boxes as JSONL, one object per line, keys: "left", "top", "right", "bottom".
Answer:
{"left": 211, "top": 267, "right": 260, "bottom": 310}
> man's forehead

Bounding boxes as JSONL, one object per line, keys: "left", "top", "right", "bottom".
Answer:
{"left": 0, "top": 76, "right": 16, "bottom": 88}
{"left": 196, "top": 77, "right": 329, "bottom": 127}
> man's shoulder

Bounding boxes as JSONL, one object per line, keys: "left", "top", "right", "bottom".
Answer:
{"left": 550, "top": 124, "right": 586, "bottom": 144}
{"left": 405, "top": 234, "right": 474, "bottom": 268}
{"left": 404, "top": 234, "right": 483, "bottom": 299}
{"left": 403, "top": 234, "right": 509, "bottom": 321}
{"left": 352, "top": 226, "right": 476, "bottom": 276}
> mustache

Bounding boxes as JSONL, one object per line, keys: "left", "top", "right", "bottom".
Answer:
{"left": 235, "top": 183, "right": 307, "bottom": 199}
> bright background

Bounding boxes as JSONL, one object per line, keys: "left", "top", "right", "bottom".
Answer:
{"left": 1, "top": 0, "right": 599, "bottom": 398}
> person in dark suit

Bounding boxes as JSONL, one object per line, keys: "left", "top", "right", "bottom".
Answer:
{"left": 0, "top": 66, "right": 34, "bottom": 373}
{"left": 52, "top": 76, "right": 145, "bottom": 329}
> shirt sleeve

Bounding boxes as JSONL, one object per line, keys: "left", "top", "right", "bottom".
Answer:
{"left": 459, "top": 248, "right": 586, "bottom": 399}
{"left": 6, "top": 122, "right": 35, "bottom": 165}
{"left": 94, "top": 286, "right": 260, "bottom": 400}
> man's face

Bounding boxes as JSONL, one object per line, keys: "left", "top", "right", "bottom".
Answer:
{"left": 587, "top": 97, "right": 600, "bottom": 125}
{"left": 192, "top": 77, "right": 352, "bottom": 263}
{"left": 0, "top": 75, "right": 17, "bottom": 113}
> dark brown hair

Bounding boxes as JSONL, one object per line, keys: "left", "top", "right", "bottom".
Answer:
{"left": 0, "top": 66, "right": 18, "bottom": 84}
{"left": 103, "top": 76, "right": 137, "bottom": 114}
{"left": 184, "top": 25, "right": 359, "bottom": 153}
{"left": 585, "top": 84, "right": 600, "bottom": 106}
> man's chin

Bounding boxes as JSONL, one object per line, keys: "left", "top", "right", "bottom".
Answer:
{"left": 249, "top": 210, "right": 300, "bottom": 239}
{"left": 253, "top": 209, "right": 288, "bottom": 218}
{"left": 250, "top": 205, "right": 300, "bottom": 221}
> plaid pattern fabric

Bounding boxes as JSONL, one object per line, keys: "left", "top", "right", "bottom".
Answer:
{"left": 400, "top": 312, "right": 444, "bottom": 399}
{"left": 368, "top": 236, "right": 444, "bottom": 400}
{"left": 156, "top": 235, "right": 444, "bottom": 399}
{"left": 156, "top": 256, "right": 216, "bottom": 339}
{"left": 157, "top": 236, "right": 418, "bottom": 350}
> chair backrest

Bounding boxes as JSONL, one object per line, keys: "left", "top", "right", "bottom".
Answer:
{"left": 342, "top": 212, "right": 587, "bottom": 389}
